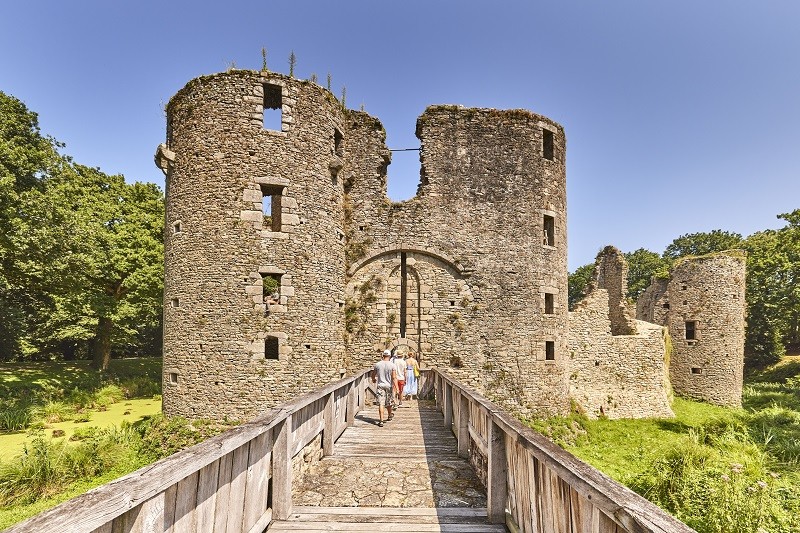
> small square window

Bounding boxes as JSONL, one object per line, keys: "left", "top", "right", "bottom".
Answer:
{"left": 262, "top": 273, "right": 282, "bottom": 307}
{"left": 262, "top": 83, "right": 282, "bottom": 131}
{"left": 171, "top": 298, "right": 180, "bottom": 308}
{"left": 173, "top": 221, "right": 182, "bottom": 234}
{"left": 691, "top": 367, "right": 702, "bottom": 375}
{"left": 545, "top": 341, "right": 555, "bottom": 360}
{"left": 169, "top": 372, "right": 178, "bottom": 383}
{"left": 544, "top": 293, "right": 555, "bottom": 314}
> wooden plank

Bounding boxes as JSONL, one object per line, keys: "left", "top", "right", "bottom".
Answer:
{"left": 291, "top": 506, "right": 488, "bottom": 517}
{"left": 272, "top": 416, "right": 293, "bottom": 520}
{"left": 443, "top": 383, "right": 453, "bottom": 430}
{"left": 457, "top": 393, "right": 470, "bottom": 458}
{"left": 346, "top": 381, "right": 357, "bottom": 427}
{"left": 92, "top": 523, "right": 113, "bottom": 533}
{"left": 246, "top": 508, "right": 273, "bottom": 533}
{"left": 125, "top": 492, "right": 165, "bottom": 533}
{"left": 213, "top": 451, "right": 234, "bottom": 532}
{"left": 268, "top": 523, "right": 507, "bottom": 532}
{"left": 195, "top": 459, "right": 220, "bottom": 533}
{"left": 224, "top": 442, "right": 251, "bottom": 532}
{"left": 171, "top": 471, "right": 199, "bottom": 532}
{"left": 162, "top": 483, "right": 178, "bottom": 533}
{"left": 323, "top": 392, "right": 335, "bottom": 456}
{"left": 487, "top": 419, "right": 508, "bottom": 524}
{"left": 243, "top": 430, "right": 272, "bottom": 531}
{"left": 569, "top": 486, "right": 595, "bottom": 533}
{"left": 468, "top": 423, "right": 488, "bottom": 455}
{"left": 598, "top": 509, "right": 620, "bottom": 533}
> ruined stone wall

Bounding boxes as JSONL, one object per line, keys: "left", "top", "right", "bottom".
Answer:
{"left": 568, "top": 289, "right": 673, "bottom": 419}
{"left": 594, "top": 246, "right": 637, "bottom": 335}
{"left": 635, "top": 277, "right": 669, "bottom": 324}
{"left": 664, "top": 253, "right": 746, "bottom": 407}
{"left": 161, "top": 71, "right": 570, "bottom": 420}
{"left": 344, "top": 105, "right": 570, "bottom": 417}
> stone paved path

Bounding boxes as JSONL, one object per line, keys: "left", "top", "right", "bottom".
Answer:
{"left": 269, "top": 399, "right": 504, "bottom": 532}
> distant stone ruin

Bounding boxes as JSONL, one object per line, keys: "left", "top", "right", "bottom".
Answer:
{"left": 155, "top": 69, "right": 744, "bottom": 422}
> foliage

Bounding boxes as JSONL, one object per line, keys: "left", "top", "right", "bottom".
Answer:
{"left": 0, "top": 91, "right": 164, "bottom": 366}
{"left": 534, "top": 358, "right": 800, "bottom": 532}
{"left": 134, "top": 414, "right": 235, "bottom": 462}
{"left": 662, "top": 229, "right": 744, "bottom": 261}
{"left": 624, "top": 248, "right": 670, "bottom": 299}
{"left": 744, "top": 211, "right": 800, "bottom": 367}
{"left": 567, "top": 263, "right": 595, "bottom": 310}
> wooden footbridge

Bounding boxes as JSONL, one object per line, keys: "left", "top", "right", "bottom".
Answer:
{"left": 7, "top": 370, "right": 694, "bottom": 533}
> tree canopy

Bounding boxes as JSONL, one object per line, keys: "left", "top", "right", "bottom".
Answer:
{"left": 0, "top": 91, "right": 163, "bottom": 369}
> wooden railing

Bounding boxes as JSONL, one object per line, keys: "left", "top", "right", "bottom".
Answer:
{"left": 5, "top": 369, "right": 374, "bottom": 533}
{"left": 432, "top": 370, "right": 696, "bottom": 533}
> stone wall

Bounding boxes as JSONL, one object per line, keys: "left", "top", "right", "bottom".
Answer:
{"left": 568, "top": 288, "right": 673, "bottom": 419}
{"left": 594, "top": 246, "right": 638, "bottom": 335}
{"left": 160, "top": 71, "right": 570, "bottom": 420}
{"left": 637, "top": 252, "right": 746, "bottom": 407}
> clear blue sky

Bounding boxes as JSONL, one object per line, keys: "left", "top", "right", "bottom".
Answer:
{"left": 2, "top": 1, "right": 798, "bottom": 270}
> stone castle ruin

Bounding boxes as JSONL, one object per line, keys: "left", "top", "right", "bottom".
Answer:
{"left": 155, "top": 69, "right": 745, "bottom": 421}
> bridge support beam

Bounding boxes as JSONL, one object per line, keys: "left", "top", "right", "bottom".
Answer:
{"left": 323, "top": 392, "right": 335, "bottom": 456}
{"left": 457, "top": 392, "right": 470, "bottom": 458}
{"left": 272, "top": 415, "right": 293, "bottom": 520}
{"left": 487, "top": 419, "right": 508, "bottom": 524}
{"left": 346, "top": 380, "right": 357, "bottom": 427}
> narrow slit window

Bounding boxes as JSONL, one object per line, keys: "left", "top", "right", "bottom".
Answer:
{"left": 543, "top": 215, "right": 555, "bottom": 246}
{"left": 169, "top": 372, "right": 178, "bottom": 384}
{"left": 543, "top": 129, "right": 554, "bottom": 161}
{"left": 173, "top": 221, "right": 182, "bottom": 234}
{"left": 334, "top": 128, "right": 344, "bottom": 156}
{"left": 685, "top": 321, "right": 697, "bottom": 340}
{"left": 260, "top": 185, "right": 283, "bottom": 231}
{"left": 265, "top": 336, "right": 280, "bottom": 360}
{"left": 544, "top": 293, "right": 555, "bottom": 314}
{"left": 545, "top": 341, "right": 555, "bottom": 360}
{"left": 691, "top": 367, "right": 702, "bottom": 374}
{"left": 262, "top": 83, "right": 282, "bottom": 131}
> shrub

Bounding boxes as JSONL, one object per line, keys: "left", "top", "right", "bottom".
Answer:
{"left": 134, "top": 414, "right": 234, "bottom": 461}
{"left": 92, "top": 385, "right": 124, "bottom": 408}
{"left": 118, "top": 376, "right": 161, "bottom": 399}
{"left": 0, "top": 406, "right": 32, "bottom": 432}
{"left": 32, "top": 401, "right": 73, "bottom": 424}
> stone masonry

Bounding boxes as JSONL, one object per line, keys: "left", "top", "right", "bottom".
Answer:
{"left": 637, "top": 252, "right": 746, "bottom": 407}
{"left": 568, "top": 249, "right": 673, "bottom": 419}
{"left": 157, "top": 70, "right": 568, "bottom": 421}
{"left": 156, "top": 69, "right": 745, "bottom": 422}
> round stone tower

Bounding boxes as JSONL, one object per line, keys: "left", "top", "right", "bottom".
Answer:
{"left": 158, "top": 71, "right": 348, "bottom": 420}
{"left": 667, "top": 252, "right": 746, "bottom": 406}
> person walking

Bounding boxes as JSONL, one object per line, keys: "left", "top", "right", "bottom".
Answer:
{"left": 403, "top": 351, "right": 420, "bottom": 400}
{"left": 371, "top": 349, "right": 396, "bottom": 426}
{"left": 392, "top": 352, "right": 407, "bottom": 408}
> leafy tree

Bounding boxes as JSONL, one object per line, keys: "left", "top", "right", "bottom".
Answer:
{"left": 663, "top": 229, "right": 744, "bottom": 260}
{"left": 744, "top": 210, "right": 800, "bottom": 366}
{"left": 568, "top": 263, "right": 595, "bottom": 310}
{"left": 624, "top": 248, "right": 670, "bottom": 300}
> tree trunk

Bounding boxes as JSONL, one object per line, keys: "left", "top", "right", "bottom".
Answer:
{"left": 91, "top": 316, "right": 113, "bottom": 371}
{"left": 61, "top": 340, "right": 77, "bottom": 361}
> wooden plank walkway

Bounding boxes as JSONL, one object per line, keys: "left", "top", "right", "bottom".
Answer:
{"left": 268, "top": 399, "right": 506, "bottom": 532}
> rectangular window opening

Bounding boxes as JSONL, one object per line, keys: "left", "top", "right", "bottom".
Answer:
{"left": 173, "top": 221, "right": 182, "bottom": 234}
{"left": 543, "top": 215, "right": 555, "bottom": 246}
{"left": 171, "top": 297, "right": 180, "bottom": 308}
{"left": 265, "top": 336, "right": 280, "bottom": 360}
{"left": 545, "top": 341, "right": 555, "bottom": 361}
{"left": 262, "top": 83, "right": 282, "bottom": 131}
{"left": 691, "top": 367, "right": 702, "bottom": 374}
{"left": 543, "top": 129, "right": 554, "bottom": 161}
{"left": 544, "top": 293, "right": 555, "bottom": 314}
{"left": 262, "top": 273, "right": 282, "bottom": 306}
{"left": 169, "top": 372, "right": 178, "bottom": 384}
{"left": 261, "top": 185, "right": 283, "bottom": 231}
{"left": 334, "top": 128, "right": 344, "bottom": 156}
{"left": 685, "top": 321, "right": 697, "bottom": 340}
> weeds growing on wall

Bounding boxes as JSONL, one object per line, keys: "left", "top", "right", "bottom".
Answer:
{"left": 344, "top": 276, "right": 382, "bottom": 338}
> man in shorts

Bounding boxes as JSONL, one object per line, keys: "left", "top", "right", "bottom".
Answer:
{"left": 372, "top": 349, "right": 396, "bottom": 427}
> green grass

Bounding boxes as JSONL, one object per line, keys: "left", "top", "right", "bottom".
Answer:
{"left": 527, "top": 358, "right": 800, "bottom": 532}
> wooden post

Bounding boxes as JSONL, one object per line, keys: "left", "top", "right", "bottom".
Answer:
{"left": 272, "top": 415, "right": 293, "bottom": 520}
{"left": 435, "top": 374, "right": 442, "bottom": 411}
{"left": 346, "top": 382, "right": 356, "bottom": 427}
{"left": 457, "top": 393, "right": 470, "bottom": 458}
{"left": 487, "top": 418, "right": 508, "bottom": 524}
{"left": 443, "top": 382, "right": 453, "bottom": 430}
{"left": 323, "top": 392, "right": 335, "bottom": 456}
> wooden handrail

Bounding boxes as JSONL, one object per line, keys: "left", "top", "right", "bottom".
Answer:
{"left": 432, "top": 370, "right": 696, "bottom": 533}
{"left": 5, "top": 369, "right": 373, "bottom": 533}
